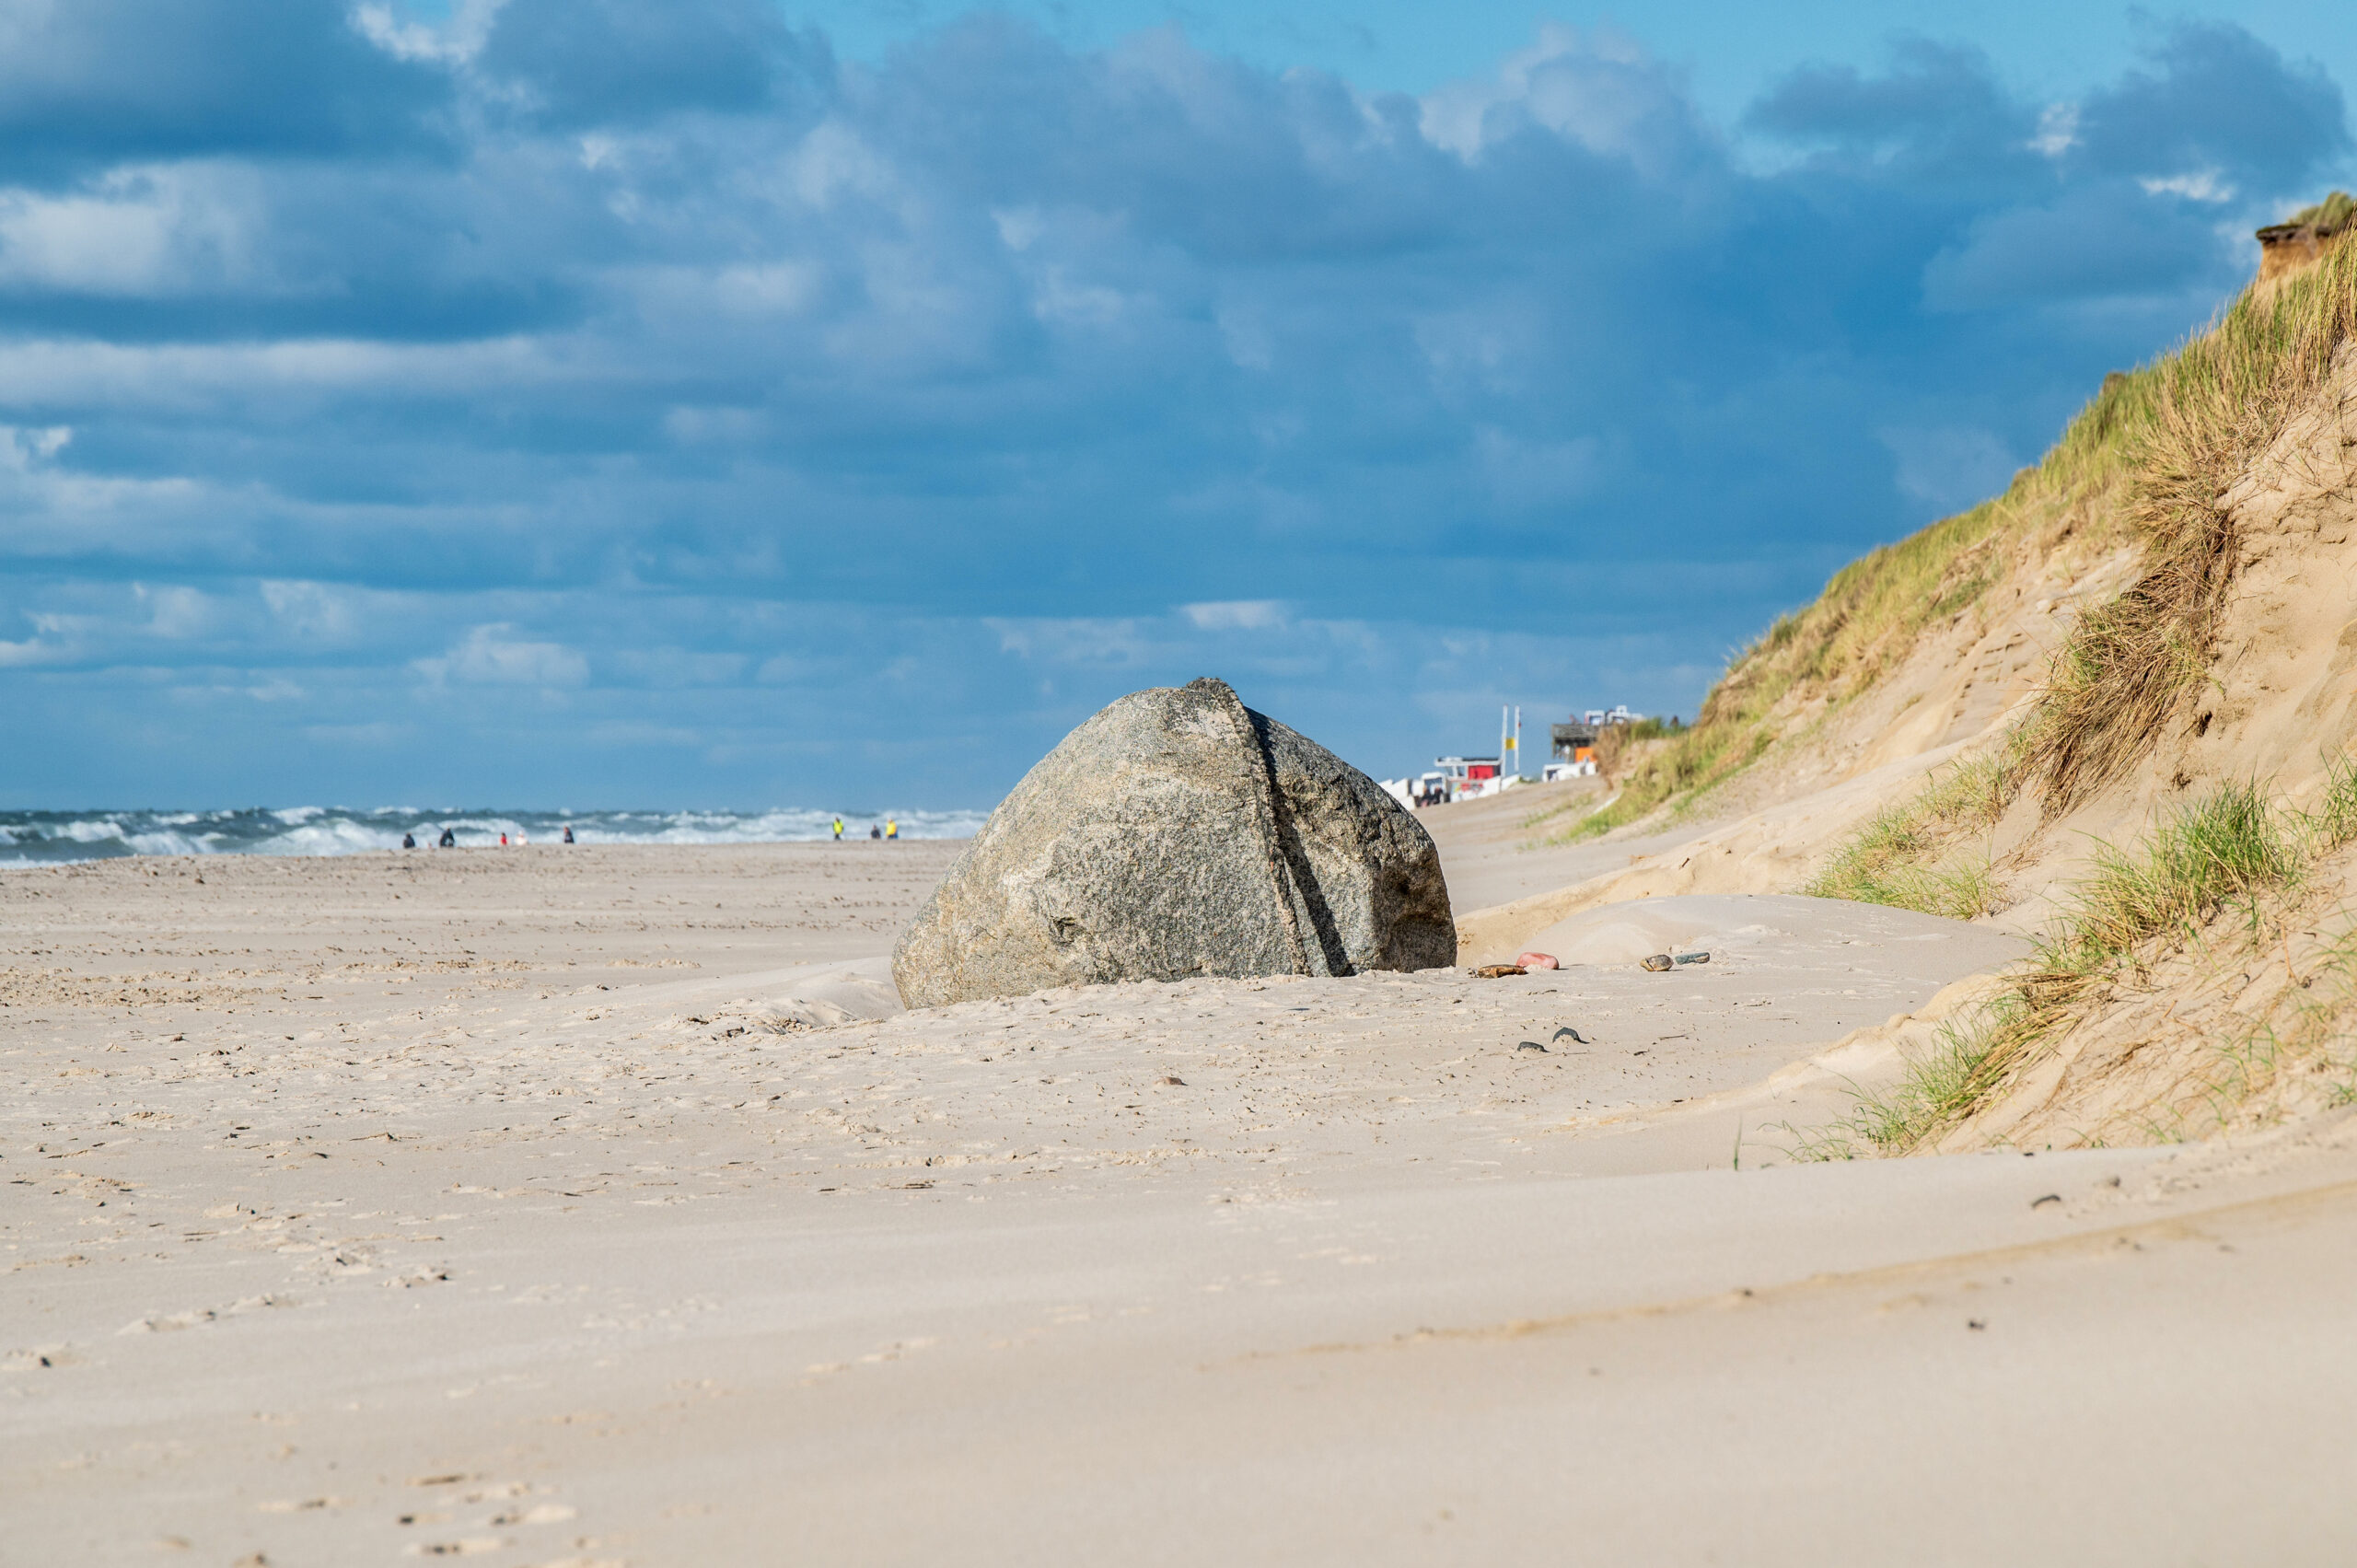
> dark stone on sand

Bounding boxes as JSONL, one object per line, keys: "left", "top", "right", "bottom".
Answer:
{"left": 892, "top": 678, "right": 1456, "bottom": 1008}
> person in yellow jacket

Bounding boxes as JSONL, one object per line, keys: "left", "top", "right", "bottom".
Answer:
{"left": 832, "top": 816, "right": 842, "bottom": 841}
{"left": 886, "top": 818, "right": 899, "bottom": 840}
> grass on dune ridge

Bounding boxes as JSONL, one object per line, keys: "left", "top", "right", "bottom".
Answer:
{"left": 1553, "top": 317, "right": 2151, "bottom": 844}
{"left": 1552, "top": 495, "right": 2024, "bottom": 842}
{"left": 1783, "top": 231, "right": 2357, "bottom": 1147}
{"left": 1811, "top": 767, "right": 2357, "bottom": 1156}
{"left": 1545, "top": 213, "right": 2357, "bottom": 1149}
{"left": 2024, "top": 235, "right": 2357, "bottom": 811}
{"left": 1569, "top": 228, "right": 2357, "bottom": 848}
{"left": 1799, "top": 755, "right": 2015, "bottom": 921}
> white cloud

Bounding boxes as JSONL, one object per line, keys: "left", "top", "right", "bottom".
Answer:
{"left": 633, "top": 261, "right": 824, "bottom": 324}
{"left": 1217, "top": 308, "right": 1274, "bottom": 372}
{"left": 136, "top": 584, "right": 214, "bottom": 640}
{"left": 0, "top": 633, "right": 63, "bottom": 667}
{"left": 0, "top": 336, "right": 560, "bottom": 414}
{"left": 790, "top": 121, "right": 897, "bottom": 210}
{"left": 1419, "top": 24, "right": 1680, "bottom": 164}
{"left": 1180, "top": 599, "right": 1289, "bottom": 632}
{"left": 413, "top": 623, "right": 589, "bottom": 687}
{"left": 987, "top": 616, "right": 1153, "bottom": 668}
{"left": 0, "top": 167, "right": 261, "bottom": 297}
{"left": 2139, "top": 170, "right": 2233, "bottom": 203}
{"left": 261, "top": 580, "right": 357, "bottom": 640}
{"left": 0, "top": 424, "right": 71, "bottom": 469}
{"left": 1028, "top": 265, "right": 1131, "bottom": 330}
{"left": 351, "top": 0, "right": 505, "bottom": 64}
{"left": 2031, "top": 103, "right": 2080, "bottom": 157}
{"left": 992, "top": 206, "right": 1044, "bottom": 252}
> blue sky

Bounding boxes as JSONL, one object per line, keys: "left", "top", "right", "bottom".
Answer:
{"left": 0, "top": 1, "right": 2351, "bottom": 810}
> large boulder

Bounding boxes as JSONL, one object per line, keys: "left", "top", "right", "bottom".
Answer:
{"left": 893, "top": 678, "right": 1455, "bottom": 1007}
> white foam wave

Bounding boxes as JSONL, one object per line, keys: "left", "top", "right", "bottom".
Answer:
{"left": 0, "top": 804, "right": 985, "bottom": 865}
{"left": 258, "top": 819, "right": 409, "bottom": 856}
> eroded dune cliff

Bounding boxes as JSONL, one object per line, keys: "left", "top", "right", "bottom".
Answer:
{"left": 1468, "top": 220, "right": 2357, "bottom": 1156}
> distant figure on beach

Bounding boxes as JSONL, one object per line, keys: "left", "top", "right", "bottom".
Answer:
{"left": 501, "top": 832, "right": 509, "bottom": 846}
{"left": 437, "top": 827, "right": 456, "bottom": 849}
{"left": 887, "top": 818, "right": 899, "bottom": 840}
{"left": 563, "top": 825, "right": 575, "bottom": 844}
{"left": 401, "top": 832, "right": 415, "bottom": 849}
{"left": 832, "top": 817, "right": 842, "bottom": 841}
{"left": 870, "top": 824, "right": 881, "bottom": 840}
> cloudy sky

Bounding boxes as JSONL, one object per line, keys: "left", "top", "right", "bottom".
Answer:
{"left": 2, "top": 0, "right": 2351, "bottom": 810}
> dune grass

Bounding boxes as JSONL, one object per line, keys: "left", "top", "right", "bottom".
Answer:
{"left": 1549, "top": 724, "right": 1769, "bottom": 842}
{"left": 1556, "top": 319, "right": 2156, "bottom": 842}
{"left": 1814, "top": 761, "right": 2357, "bottom": 1155}
{"left": 1517, "top": 788, "right": 1608, "bottom": 841}
{"left": 2024, "top": 236, "right": 2357, "bottom": 811}
{"left": 2283, "top": 190, "right": 2355, "bottom": 235}
{"left": 2067, "top": 782, "right": 2300, "bottom": 960}
{"left": 1569, "top": 202, "right": 2355, "bottom": 848}
{"left": 1813, "top": 780, "right": 2309, "bottom": 1156}
{"left": 2313, "top": 752, "right": 2357, "bottom": 850}
{"left": 1801, "top": 755, "right": 2014, "bottom": 920}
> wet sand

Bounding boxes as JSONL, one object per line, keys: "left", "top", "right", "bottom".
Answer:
{"left": 7, "top": 842, "right": 2357, "bottom": 1562}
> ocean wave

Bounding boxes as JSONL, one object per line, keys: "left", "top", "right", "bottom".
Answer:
{"left": 0, "top": 805, "right": 984, "bottom": 865}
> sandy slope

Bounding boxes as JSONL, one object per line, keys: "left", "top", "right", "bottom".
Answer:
{"left": 10, "top": 842, "right": 2357, "bottom": 1562}
{"left": 1434, "top": 332, "right": 2357, "bottom": 1163}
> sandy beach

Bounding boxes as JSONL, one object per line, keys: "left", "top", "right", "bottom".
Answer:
{"left": 11, "top": 5, "right": 2357, "bottom": 1561}
{"left": 9, "top": 826, "right": 2357, "bottom": 1564}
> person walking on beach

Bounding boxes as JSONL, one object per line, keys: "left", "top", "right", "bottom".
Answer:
{"left": 563, "top": 825, "right": 575, "bottom": 844}
{"left": 886, "top": 818, "right": 899, "bottom": 841}
{"left": 832, "top": 817, "right": 843, "bottom": 841}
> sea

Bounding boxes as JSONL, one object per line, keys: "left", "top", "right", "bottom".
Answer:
{"left": 0, "top": 806, "right": 989, "bottom": 865}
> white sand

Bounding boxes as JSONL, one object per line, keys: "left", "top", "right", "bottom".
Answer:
{"left": 8, "top": 842, "right": 2357, "bottom": 1562}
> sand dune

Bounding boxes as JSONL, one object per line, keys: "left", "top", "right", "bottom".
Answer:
{"left": 9, "top": 841, "right": 2357, "bottom": 1562}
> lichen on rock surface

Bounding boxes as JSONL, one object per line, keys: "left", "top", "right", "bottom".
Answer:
{"left": 892, "top": 677, "right": 1455, "bottom": 1008}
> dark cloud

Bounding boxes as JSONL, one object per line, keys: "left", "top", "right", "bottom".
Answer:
{"left": 477, "top": 0, "right": 830, "bottom": 127}
{"left": 1922, "top": 180, "right": 2224, "bottom": 309}
{"left": 2075, "top": 22, "right": 2349, "bottom": 191}
{"left": 0, "top": 6, "right": 2348, "bottom": 806}
{"left": 1744, "top": 39, "right": 2035, "bottom": 190}
{"left": 0, "top": 0, "right": 452, "bottom": 180}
